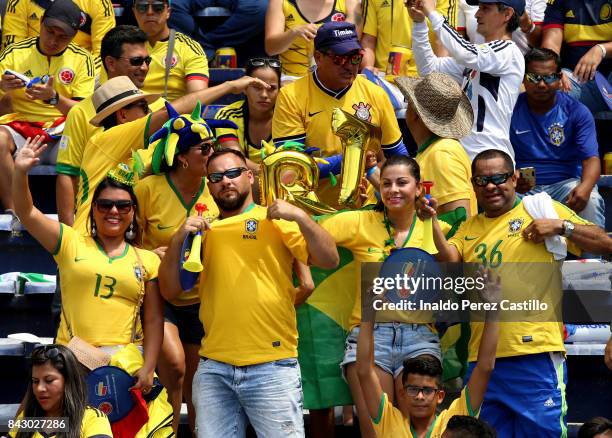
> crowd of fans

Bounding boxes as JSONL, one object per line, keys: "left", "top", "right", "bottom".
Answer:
{"left": 0, "top": 0, "right": 610, "bottom": 437}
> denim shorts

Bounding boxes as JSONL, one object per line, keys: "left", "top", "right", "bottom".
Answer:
{"left": 341, "top": 323, "right": 441, "bottom": 379}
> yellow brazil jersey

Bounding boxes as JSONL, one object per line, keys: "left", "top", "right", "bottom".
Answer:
{"left": 448, "top": 199, "right": 591, "bottom": 361}
{"left": 73, "top": 115, "right": 152, "bottom": 232}
{"left": 319, "top": 208, "right": 450, "bottom": 329}
{"left": 134, "top": 173, "right": 219, "bottom": 306}
{"left": 362, "top": 0, "right": 457, "bottom": 78}
{"left": 0, "top": 37, "right": 95, "bottom": 123}
{"left": 143, "top": 32, "right": 209, "bottom": 102}
{"left": 281, "top": 0, "right": 347, "bottom": 77}
{"left": 372, "top": 387, "right": 477, "bottom": 438}
{"left": 10, "top": 407, "right": 112, "bottom": 438}
{"left": 2, "top": 0, "right": 115, "bottom": 72}
{"left": 56, "top": 96, "right": 165, "bottom": 176}
{"left": 198, "top": 204, "right": 309, "bottom": 365}
{"left": 53, "top": 224, "right": 160, "bottom": 346}
{"left": 273, "top": 73, "right": 402, "bottom": 206}
{"left": 415, "top": 135, "right": 477, "bottom": 216}
{"left": 214, "top": 99, "right": 269, "bottom": 164}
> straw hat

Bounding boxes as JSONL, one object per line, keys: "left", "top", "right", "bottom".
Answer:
{"left": 395, "top": 72, "right": 473, "bottom": 140}
{"left": 90, "top": 76, "right": 160, "bottom": 126}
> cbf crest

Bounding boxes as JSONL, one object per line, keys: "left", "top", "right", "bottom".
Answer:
{"left": 508, "top": 218, "right": 524, "bottom": 234}
{"left": 243, "top": 218, "right": 258, "bottom": 240}
{"left": 548, "top": 123, "right": 565, "bottom": 146}
{"left": 133, "top": 264, "right": 144, "bottom": 281}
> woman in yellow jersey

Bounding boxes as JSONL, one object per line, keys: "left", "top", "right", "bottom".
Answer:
{"left": 265, "top": 0, "right": 359, "bottom": 82}
{"left": 136, "top": 106, "right": 223, "bottom": 433}
{"left": 319, "top": 155, "right": 443, "bottom": 438}
{"left": 215, "top": 58, "right": 282, "bottom": 171}
{"left": 11, "top": 345, "right": 112, "bottom": 438}
{"left": 12, "top": 137, "right": 168, "bottom": 429}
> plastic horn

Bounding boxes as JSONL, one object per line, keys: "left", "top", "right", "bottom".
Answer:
{"left": 331, "top": 108, "right": 382, "bottom": 207}
{"left": 182, "top": 203, "right": 207, "bottom": 273}
{"left": 420, "top": 181, "right": 438, "bottom": 255}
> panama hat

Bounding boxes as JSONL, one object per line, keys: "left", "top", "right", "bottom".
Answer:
{"left": 90, "top": 76, "right": 160, "bottom": 127}
{"left": 395, "top": 72, "right": 473, "bottom": 140}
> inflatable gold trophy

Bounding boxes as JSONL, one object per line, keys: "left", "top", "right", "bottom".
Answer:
{"left": 259, "top": 141, "right": 336, "bottom": 215}
{"left": 331, "top": 108, "right": 382, "bottom": 207}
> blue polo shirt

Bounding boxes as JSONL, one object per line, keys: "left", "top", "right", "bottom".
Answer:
{"left": 510, "top": 91, "right": 599, "bottom": 185}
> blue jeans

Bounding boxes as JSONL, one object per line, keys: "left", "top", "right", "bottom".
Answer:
{"left": 168, "top": 0, "right": 268, "bottom": 58}
{"left": 192, "top": 357, "right": 305, "bottom": 437}
{"left": 564, "top": 68, "right": 612, "bottom": 117}
{"left": 526, "top": 178, "right": 605, "bottom": 229}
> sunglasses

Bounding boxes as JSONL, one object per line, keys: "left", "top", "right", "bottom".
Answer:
{"left": 94, "top": 199, "right": 134, "bottom": 214}
{"left": 472, "top": 172, "right": 514, "bottom": 187}
{"left": 119, "top": 55, "right": 152, "bottom": 67}
{"left": 248, "top": 58, "right": 281, "bottom": 69}
{"left": 32, "top": 346, "right": 63, "bottom": 363}
{"left": 124, "top": 99, "right": 151, "bottom": 114}
{"left": 134, "top": 2, "right": 166, "bottom": 13}
{"left": 525, "top": 72, "right": 561, "bottom": 85}
{"left": 404, "top": 385, "right": 439, "bottom": 398}
{"left": 208, "top": 167, "right": 248, "bottom": 184}
{"left": 322, "top": 51, "right": 363, "bottom": 66}
{"left": 192, "top": 141, "right": 215, "bottom": 155}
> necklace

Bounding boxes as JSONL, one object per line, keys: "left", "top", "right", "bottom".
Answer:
{"left": 379, "top": 209, "right": 416, "bottom": 261}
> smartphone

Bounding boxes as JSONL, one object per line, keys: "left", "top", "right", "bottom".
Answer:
{"left": 519, "top": 167, "right": 536, "bottom": 187}
{"left": 4, "top": 69, "right": 30, "bottom": 86}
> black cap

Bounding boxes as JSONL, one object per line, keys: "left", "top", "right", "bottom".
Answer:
{"left": 42, "top": 0, "right": 83, "bottom": 36}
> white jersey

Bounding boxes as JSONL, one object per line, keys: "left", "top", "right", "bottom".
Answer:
{"left": 456, "top": 0, "right": 547, "bottom": 54}
{"left": 413, "top": 11, "right": 524, "bottom": 160}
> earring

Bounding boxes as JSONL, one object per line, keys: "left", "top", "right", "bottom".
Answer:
{"left": 125, "top": 222, "right": 136, "bottom": 240}
{"left": 91, "top": 221, "right": 97, "bottom": 237}
{"left": 182, "top": 160, "right": 188, "bottom": 169}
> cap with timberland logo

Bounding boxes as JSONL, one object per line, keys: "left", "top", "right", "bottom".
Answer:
{"left": 465, "top": 0, "right": 525, "bottom": 17}
{"left": 42, "top": 0, "right": 83, "bottom": 36}
{"left": 314, "top": 22, "right": 361, "bottom": 55}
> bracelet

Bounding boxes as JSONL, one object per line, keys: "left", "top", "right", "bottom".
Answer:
{"left": 523, "top": 22, "right": 536, "bottom": 34}
{"left": 366, "top": 166, "right": 377, "bottom": 178}
{"left": 597, "top": 43, "right": 607, "bottom": 58}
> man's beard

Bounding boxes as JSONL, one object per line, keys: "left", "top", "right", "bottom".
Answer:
{"left": 213, "top": 189, "right": 250, "bottom": 212}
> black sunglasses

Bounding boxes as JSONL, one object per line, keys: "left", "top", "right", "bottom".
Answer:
{"left": 404, "top": 385, "right": 439, "bottom": 398}
{"left": 118, "top": 56, "right": 152, "bottom": 67}
{"left": 32, "top": 345, "right": 63, "bottom": 363}
{"left": 208, "top": 167, "right": 248, "bottom": 184}
{"left": 322, "top": 51, "right": 363, "bottom": 66}
{"left": 248, "top": 58, "right": 281, "bottom": 69}
{"left": 525, "top": 72, "right": 561, "bottom": 85}
{"left": 95, "top": 199, "right": 134, "bottom": 214}
{"left": 134, "top": 2, "right": 166, "bottom": 13}
{"left": 472, "top": 172, "right": 514, "bottom": 187}
{"left": 192, "top": 141, "right": 215, "bottom": 155}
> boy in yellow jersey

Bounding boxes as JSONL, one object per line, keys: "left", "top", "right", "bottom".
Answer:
{"left": 159, "top": 149, "right": 339, "bottom": 437}
{"left": 273, "top": 21, "right": 407, "bottom": 208}
{"left": 395, "top": 72, "right": 476, "bottom": 230}
{"left": 133, "top": 0, "right": 209, "bottom": 102}
{"left": 361, "top": 0, "right": 457, "bottom": 78}
{"left": 356, "top": 270, "right": 499, "bottom": 438}
{"left": 420, "top": 149, "right": 610, "bottom": 437}
{"left": 56, "top": 25, "right": 166, "bottom": 226}
{"left": 2, "top": 0, "right": 114, "bottom": 73}
{"left": 0, "top": 0, "right": 95, "bottom": 217}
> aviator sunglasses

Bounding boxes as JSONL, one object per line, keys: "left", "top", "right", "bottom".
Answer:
{"left": 472, "top": 172, "right": 514, "bottom": 187}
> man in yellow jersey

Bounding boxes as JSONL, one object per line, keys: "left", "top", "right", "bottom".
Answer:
{"left": 133, "top": 0, "right": 209, "bottom": 101}
{"left": 158, "top": 148, "right": 339, "bottom": 437}
{"left": 421, "top": 149, "right": 610, "bottom": 437}
{"left": 55, "top": 25, "right": 165, "bottom": 226}
{"left": 0, "top": 0, "right": 95, "bottom": 218}
{"left": 72, "top": 73, "right": 269, "bottom": 234}
{"left": 2, "top": 0, "right": 114, "bottom": 73}
{"left": 357, "top": 276, "right": 499, "bottom": 438}
{"left": 361, "top": 0, "right": 457, "bottom": 77}
{"left": 273, "top": 21, "right": 407, "bottom": 208}
{"left": 395, "top": 71, "right": 476, "bottom": 230}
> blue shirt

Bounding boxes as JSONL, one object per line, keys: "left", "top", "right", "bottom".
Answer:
{"left": 510, "top": 91, "right": 598, "bottom": 185}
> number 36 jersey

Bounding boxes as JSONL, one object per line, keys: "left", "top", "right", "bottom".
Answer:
{"left": 53, "top": 224, "right": 160, "bottom": 347}
{"left": 448, "top": 199, "right": 591, "bottom": 361}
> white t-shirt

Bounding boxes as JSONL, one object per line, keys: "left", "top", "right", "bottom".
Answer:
{"left": 413, "top": 11, "right": 525, "bottom": 160}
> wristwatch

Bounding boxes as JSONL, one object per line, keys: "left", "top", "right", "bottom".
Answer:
{"left": 560, "top": 220, "right": 575, "bottom": 238}
{"left": 45, "top": 90, "right": 59, "bottom": 105}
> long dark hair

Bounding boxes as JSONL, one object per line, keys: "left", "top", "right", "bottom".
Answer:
{"left": 373, "top": 155, "right": 421, "bottom": 212}
{"left": 88, "top": 177, "right": 141, "bottom": 244}
{"left": 16, "top": 345, "right": 87, "bottom": 438}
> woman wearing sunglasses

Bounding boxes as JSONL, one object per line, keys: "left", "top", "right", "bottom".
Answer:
{"left": 134, "top": 108, "right": 221, "bottom": 433}
{"left": 12, "top": 136, "right": 165, "bottom": 400}
{"left": 11, "top": 345, "right": 112, "bottom": 438}
{"left": 265, "top": 0, "right": 359, "bottom": 82}
{"left": 214, "top": 58, "right": 282, "bottom": 172}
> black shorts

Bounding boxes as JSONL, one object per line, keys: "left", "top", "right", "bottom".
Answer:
{"left": 163, "top": 302, "right": 204, "bottom": 345}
